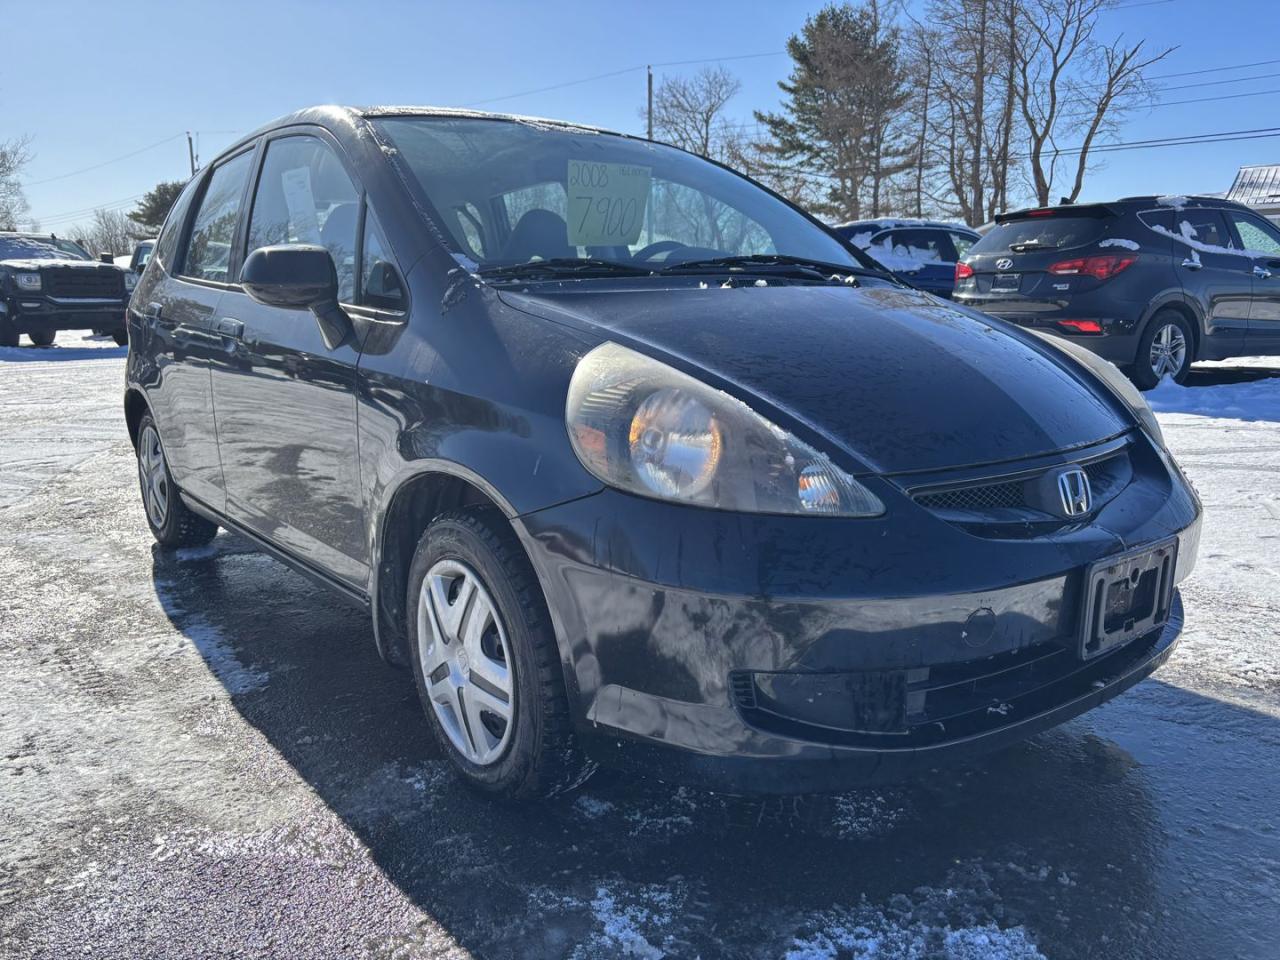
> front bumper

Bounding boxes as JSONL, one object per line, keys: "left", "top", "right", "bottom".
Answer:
{"left": 1, "top": 297, "right": 127, "bottom": 333}
{"left": 519, "top": 451, "right": 1201, "bottom": 794}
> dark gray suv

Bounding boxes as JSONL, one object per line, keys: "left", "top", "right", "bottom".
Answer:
{"left": 953, "top": 197, "right": 1280, "bottom": 388}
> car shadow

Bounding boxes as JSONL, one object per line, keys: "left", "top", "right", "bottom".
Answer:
{"left": 1184, "top": 362, "right": 1280, "bottom": 387}
{"left": 148, "top": 535, "right": 1280, "bottom": 959}
{"left": 0, "top": 342, "right": 127, "bottom": 362}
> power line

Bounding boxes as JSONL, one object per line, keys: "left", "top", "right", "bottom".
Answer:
{"left": 22, "top": 134, "right": 185, "bottom": 187}
{"left": 37, "top": 193, "right": 147, "bottom": 227}
{"left": 466, "top": 51, "right": 786, "bottom": 108}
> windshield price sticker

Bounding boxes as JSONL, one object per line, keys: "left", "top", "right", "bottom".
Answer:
{"left": 567, "top": 160, "right": 651, "bottom": 246}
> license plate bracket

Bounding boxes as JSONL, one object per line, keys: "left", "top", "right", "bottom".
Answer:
{"left": 1078, "top": 538, "right": 1178, "bottom": 660}
{"left": 991, "top": 272, "right": 1021, "bottom": 291}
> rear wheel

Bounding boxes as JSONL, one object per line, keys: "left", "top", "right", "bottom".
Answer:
{"left": 0, "top": 323, "right": 17, "bottom": 348}
{"left": 135, "top": 414, "right": 218, "bottom": 548}
{"left": 28, "top": 330, "right": 55, "bottom": 347}
{"left": 1131, "top": 310, "right": 1193, "bottom": 390}
{"left": 406, "top": 509, "right": 592, "bottom": 798}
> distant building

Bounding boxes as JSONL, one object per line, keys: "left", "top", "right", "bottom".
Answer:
{"left": 1225, "top": 164, "right": 1280, "bottom": 222}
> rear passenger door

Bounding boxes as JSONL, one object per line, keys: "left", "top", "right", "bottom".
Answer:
{"left": 1164, "top": 207, "right": 1250, "bottom": 353}
{"left": 1223, "top": 210, "right": 1280, "bottom": 354}
{"left": 208, "top": 130, "right": 369, "bottom": 588}
{"left": 142, "top": 148, "right": 257, "bottom": 511}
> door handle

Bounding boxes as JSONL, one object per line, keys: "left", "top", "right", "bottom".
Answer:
{"left": 215, "top": 317, "right": 244, "bottom": 339}
{"left": 1180, "top": 258, "right": 1202, "bottom": 271}
{"left": 1254, "top": 265, "right": 1274, "bottom": 280}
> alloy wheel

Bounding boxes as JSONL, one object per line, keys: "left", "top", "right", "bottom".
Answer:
{"left": 137, "top": 425, "right": 169, "bottom": 529}
{"left": 417, "top": 559, "right": 515, "bottom": 766}
{"left": 1148, "top": 323, "right": 1187, "bottom": 380}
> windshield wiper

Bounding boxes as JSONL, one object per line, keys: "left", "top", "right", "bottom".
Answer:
{"left": 660, "top": 253, "right": 884, "bottom": 282}
{"left": 477, "top": 257, "right": 654, "bottom": 280}
{"left": 1008, "top": 241, "right": 1051, "bottom": 253}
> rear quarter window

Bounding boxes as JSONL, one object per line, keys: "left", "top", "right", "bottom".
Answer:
{"left": 971, "top": 216, "right": 1106, "bottom": 254}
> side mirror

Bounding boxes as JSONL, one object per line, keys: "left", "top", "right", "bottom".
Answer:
{"left": 241, "top": 244, "right": 351, "bottom": 349}
{"left": 99, "top": 251, "right": 113, "bottom": 263}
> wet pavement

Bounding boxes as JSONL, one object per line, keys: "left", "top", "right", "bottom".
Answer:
{"left": 2, "top": 338, "right": 1278, "bottom": 959}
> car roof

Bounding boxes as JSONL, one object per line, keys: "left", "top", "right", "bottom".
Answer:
{"left": 834, "top": 218, "right": 977, "bottom": 235}
{"left": 215, "top": 104, "right": 630, "bottom": 161}
{"left": 995, "top": 195, "right": 1252, "bottom": 223}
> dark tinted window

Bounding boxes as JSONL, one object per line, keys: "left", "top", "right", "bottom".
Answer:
{"left": 1138, "top": 209, "right": 1174, "bottom": 233}
{"left": 971, "top": 215, "right": 1106, "bottom": 254}
{"left": 360, "top": 210, "right": 404, "bottom": 310}
{"left": 878, "top": 228, "right": 954, "bottom": 262}
{"left": 155, "top": 177, "right": 201, "bottom": 269}
{"left": 247, "top": 136, "right": 359, "bottom": 301}
{"left": 1173, "top": 209, "right": 1231, "bottom": 249}
{"left": 183, "top": 150, "right": 254, "bottom": 282}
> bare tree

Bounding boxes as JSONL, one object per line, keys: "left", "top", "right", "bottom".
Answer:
{"left": 648, "top": 66, "right": 745, "bottom": 162}
{"left": 1017, "top": 0, "right": 1172, "bottom": 206}
{"left": 68, "top": 208, "right": 142, "bottom": 257}
{"left": 0, "top": 136, "right": 33, "bottom": 230}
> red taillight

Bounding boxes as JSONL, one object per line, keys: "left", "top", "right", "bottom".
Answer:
{"left": 1047, "top": 255, "right": 1135, "bottom": 280}
{"left": 1058, "top": 319, "right": 1104, "bottom": 334}
{"left": 1027, "top": 209, "right": 1055, "bottom": 217}
{"left": 954, "top": 262, "right": 975, "bottom": 283}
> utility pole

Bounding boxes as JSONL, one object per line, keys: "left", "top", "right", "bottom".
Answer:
{"left": 186, "top": 131, "right": 197, "bottom": 176}
{"left": 646, "top": 66, "right": 653, "bottom": 141}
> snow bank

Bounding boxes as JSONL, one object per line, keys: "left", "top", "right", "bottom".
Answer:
{"left": 1147, "top": 370, "right": 1280, "bottom": 423}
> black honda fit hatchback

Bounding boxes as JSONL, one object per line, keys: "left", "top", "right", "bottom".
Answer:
{"left": 125, "top": 106, "right": 1201, "bottom": 797}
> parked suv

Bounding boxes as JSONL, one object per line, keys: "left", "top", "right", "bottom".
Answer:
{"left": 0, "top": 232, "right": 134, "bottom": 346}
{"left": 833, "top": 218, "right": 979, "bottom": 298}
{"left": 953, "top": 197, "right": 1280, "bottom": 388}
{"left": 125, "top": 107, "right": 1199, "bottom": 799}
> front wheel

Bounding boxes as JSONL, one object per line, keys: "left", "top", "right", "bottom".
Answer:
{"left": 1131, "top": 311, "right": 1193, "bottom": 390}
{"left": 407, "top": 509, "right": 592, "bottom": 798}
{"left": 0, "top": 322, "right": 17, "bottom": 348}
{"left": 28, "top": 330, "right": 55, "bottom": 347}
{"left": 112, "top": 330, "right": 128, "bottom": 347}
{"left": 135, "top": 413, "right": 218, "bottom": 548}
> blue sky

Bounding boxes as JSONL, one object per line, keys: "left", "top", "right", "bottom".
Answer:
{"left": 8, "top": 0, "right": 1277, "bottom": 231}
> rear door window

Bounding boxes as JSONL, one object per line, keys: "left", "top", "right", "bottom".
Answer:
{"left": 154, "top": 178, "right": 201, "bottom": 270}
{"left": 182, "top": 150, "right": 255, "bottom": 283}
{"left": 971, "top": 216, "right": 1106, "bottom": 254}
{"left": 879, "top": 229, "right": 953, "bottom": 263}
{"left": 1174, "top": 209, "right": 1232, "bottom": 250}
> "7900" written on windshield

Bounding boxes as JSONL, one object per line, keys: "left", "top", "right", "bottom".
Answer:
{"left": 567, "top": 160, "right": 651, "bottom": 247}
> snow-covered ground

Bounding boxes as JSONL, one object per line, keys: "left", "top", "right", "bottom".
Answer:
{"left": 1, "top": 336, "right": 1278, "bottom": 959}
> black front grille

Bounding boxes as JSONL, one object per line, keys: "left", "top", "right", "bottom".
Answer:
{"left": 916, "top": 479, "right": 1026, "bottom": 511}
{"left": 911, "top": 450, "right": 1130, "bottom": 520}
{"left": 43, "top": 267, "right": 123, "bottom": 299}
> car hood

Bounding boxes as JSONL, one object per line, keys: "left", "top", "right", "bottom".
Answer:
{"left": 499, "top": 282, "right": 1129, "bottom": 474}
{"left": 0, "top": 258, "right": 117, "bottom": 270}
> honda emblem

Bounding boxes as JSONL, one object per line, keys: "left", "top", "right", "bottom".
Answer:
{"left": 1056, "top": 467, "right": 1092, "bottom": 517}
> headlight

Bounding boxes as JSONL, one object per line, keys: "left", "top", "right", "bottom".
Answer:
{"left": 124, "top": 272, "right": 138, "bottom": 291}
{"left": 15, "top": 272, "right": 41, "bottom": 291}
{"left": 566, "top": 342, "right": 884, "bottom": 517}
{"left": 1038, "top": 333, "right": 1165, "bottom": 448}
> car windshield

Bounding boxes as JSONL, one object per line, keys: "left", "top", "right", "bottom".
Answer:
{"left": 0, "top": 236, "right": 84, "bottom": 261}
{"left": 370, "top": 116, "right": 865, "bottom": 276}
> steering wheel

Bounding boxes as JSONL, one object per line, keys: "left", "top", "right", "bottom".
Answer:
{"left": 631, "top": 240, "right": 687, "bottom": 263}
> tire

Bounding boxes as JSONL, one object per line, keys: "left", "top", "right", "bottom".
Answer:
{"left": 135, "top": 413, "right": 218, "bottom": 548}
{"left": 112, "top": 330, "right": 128, "bottom": 347}
{"left": 406, "top": 508, "right": 593, "bottom": 799}
{"left": 0, "top": 323, "right": 17, "bottom": 348}
{"left": 1130, "top": 310, "right": 1193, "bottom": 390}
{"left": 28, "top": 330, "right": 55, "bottom": 347}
